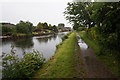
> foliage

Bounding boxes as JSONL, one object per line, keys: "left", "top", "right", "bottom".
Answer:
{"left": 48, "top": 24, "right": 53, "bottom": 30}
{"left": 43, "top": 22, "right": 49, "bottom": 29}
{"left": 32, "top": 32, "right": 38, "bottom": 35}
{"left": 2, "top": 45, "right": 45, "bottom": 78}
{"left": 77, "top": 27, "right": 86, "bottom": 31}
{"left": 15, "top": 20, "right": 33, "bottom": 34}
{"left": 34, "top": 22, "right": 58, "bottom": 33}
{"left": 72, "top": 2, "right": 120, "bottom": 75}
{"left": 0, "top": 25, "right": 15, "bottom": 36}
{"left": 57, "top": 32, "right": 72, "bottom": 49}
{"left": 52, "top": 25, "right": 58, "bottom": 32}
{"left": 1, "top": 21, "right": 60, "bottom": 36}
{"left": 62, "top": 32, "right": 72, "bottom": 41}
{"left": 64, "top": 2, "right": 94, "bottom": 30}
{"left": 58, "top": 23, "right": 65, "bottom": 27}
{"left": 64, "top": 2, "right": 120, "bottom": 54}
{"left": 36, "top": 22, "right": 43, "bottom": 30}
{"left": 88, "top": 2, "right": 120, "bottom": 51}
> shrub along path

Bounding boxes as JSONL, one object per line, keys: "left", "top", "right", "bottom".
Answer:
{"left": 76, "top": 33, "right": 117, "bottom": 78}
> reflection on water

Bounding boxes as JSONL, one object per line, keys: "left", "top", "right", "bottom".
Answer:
{"left": 76, "top": 33, "right": 88, "bottom": 50}
{"left": 1, "top": 32, "right": 68, "bottom": 60}
{"left": 14, "top": 37, "right": 34, "bottom": 48}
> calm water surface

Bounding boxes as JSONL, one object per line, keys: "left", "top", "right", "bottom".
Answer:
{"left": 1, "top": 32, "right": 68, "bottom": 61}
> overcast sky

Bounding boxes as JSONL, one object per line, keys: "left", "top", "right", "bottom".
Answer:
{"left": 0, "top": 0, "right": 72, "bottom": 27}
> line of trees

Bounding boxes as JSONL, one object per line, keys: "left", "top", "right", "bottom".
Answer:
{"left": 64, "top": 2, "right": 120, "bottom": 55}
{"left": 0, "top": 21, "right": 34, "bottom": 36}
{"left": 34, "top": 22, "right": 58, "bottom": 32}
{"left": 0, "top": 21, "right": 58, "bottom": 36}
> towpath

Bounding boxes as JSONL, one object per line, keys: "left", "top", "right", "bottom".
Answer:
{"left": 76, "top": 33, "right": 117, "bottom": 78}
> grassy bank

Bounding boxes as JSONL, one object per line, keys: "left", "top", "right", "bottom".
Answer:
{"left": 32, "top": 32, "right": 85, "bottom": 78}
{"left": 77, "top": 31, "right": 119, "bottom": 77}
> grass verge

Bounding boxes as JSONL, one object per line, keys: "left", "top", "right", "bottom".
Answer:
{"left": 32, "top": 32, "right": 85, "bottom": 78}
{"left": 77, "top": 31, "right": 120, "bottom": 77}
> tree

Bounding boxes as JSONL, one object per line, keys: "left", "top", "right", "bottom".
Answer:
{"left": 36, "top": 22, "right": 43, "bottom": 30}
{"left": 1, "top": 25, "right": 14, "bottom": 35}
{"left": 43, "top": 22, "right": 49, "bottom": 29}
{"left": 64, "top": 2, "right": 94, "bottom": 30}
{"left": 52, "top": 25, "right": 58, "bottom": 32}
{"left": 15, "top": 21, "right": 33, "bottom": 34}
{"left": 64, "top": 2, "right": 120, "bottom": 51}
{"left": 91, "top": 2, "right": 120, "bottom": 50}
{"left": 26, "top": 21, "right": 33, "bottom": 33}
{"left": 58, "top": 23, "right": 65, "bottom": 27}
{"left": 48, "top": 24, "right": 53, "bottom": 30}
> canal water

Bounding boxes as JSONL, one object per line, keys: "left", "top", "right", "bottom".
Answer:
{"left": 1, "top": 32, "right": 68, "bottom": 60}
{"left": 0, "top": 32, "right": 68, "bottom": 78}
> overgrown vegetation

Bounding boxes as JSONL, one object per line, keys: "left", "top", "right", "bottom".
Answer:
{"left": 62, "top": 32, "right": 72, "bottom": 41}
{"left": 56, "top": 32, "right": 72, "bottom": 49}
{"left": 2, "top": 45, "right": 45, "bottom": 79}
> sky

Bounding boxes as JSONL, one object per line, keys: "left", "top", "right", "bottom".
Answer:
{"left": 1, "top": 0, "right": 119, "bottom": 27}
{"left": 0, "top": 0, "right": 73, "bottom": 27}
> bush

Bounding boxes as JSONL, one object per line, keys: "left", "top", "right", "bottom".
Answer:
{"left": 88, "top": 27, "right": 98, "bottom": 40}
{"left": 77, "top": 27, "right": 86, "bottom": 31}
{"left": 103, "top": 33, "right": 118, "bottom": 50}
{"left": 62, "top": 32, "right": 72, "bottom": 41}
{"left": 56, "top": 32, "right": 72, "bottom": 50}
{"left": 1, "top": 25, "right": 15, "bottom": 36}
{"left": 56, "top": 42, "right": 63, "bottom": 49}
{"left": 2, "top": 45, "right": 45, "bottom": 78}
{"left": 62, "top": 35, "right": 68, "bottom": 41}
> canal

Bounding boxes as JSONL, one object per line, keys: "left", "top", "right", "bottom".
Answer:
{"left": 0, "top": 32, "right": 69, "bottom": 78}
{"left": 1, "top": 32, "right": 68, "bottom": 60}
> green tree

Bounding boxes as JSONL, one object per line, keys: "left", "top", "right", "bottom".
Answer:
{"left": 15, "top": 21, "right": 33, "bottom": 34}
{"left": 48, "top": 24, "right": 53, "bottom": 30}
{"left": 64, "top": 2, "right": 120, "bottom": 51}
{"left": 64, "top": 2, "right": 94, "bottom": 30}
{"left": 53, "top": 25, "right": 58, "bottom": 32}
{"left": 1, "top": 25, "right": 14, "bottom": 35}
{"left": 58, "top": 23, "right": 65, "bottom": 27}
{"left": 36, "top": 22, "right": 43, "bottom": 30}
{"left": 43, "top": 22, "right": 49, "bottom": 29}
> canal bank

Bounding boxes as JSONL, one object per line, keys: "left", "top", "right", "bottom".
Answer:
{"left": 0, "top": 32, "right": 55, "bottom": 40}
{"left": 32, "top": 32, "right": 85, "bottom": 78}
